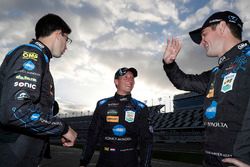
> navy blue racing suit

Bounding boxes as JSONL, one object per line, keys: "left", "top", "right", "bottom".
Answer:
{"left": 0, "top": 39, "right": 68, "bottom": 167}
{"left": 80, "top": 93, "right": 153, "bottom": 167}
{"left": 163, "top": 41, "right": 250, "bottom": 167}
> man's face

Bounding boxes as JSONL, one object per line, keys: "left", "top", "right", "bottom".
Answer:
{"left": 115, "top": 71, "right": 135, "bottom": 95}
{"left": 52, "top": 31, "right": 70, "bottom": 58}
{"left": 200, "top": 24, "right": 223, "bottom": 57}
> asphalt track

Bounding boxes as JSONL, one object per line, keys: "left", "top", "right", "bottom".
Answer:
{"left": 40, "top": 145, "right": 202, "bottom": 167}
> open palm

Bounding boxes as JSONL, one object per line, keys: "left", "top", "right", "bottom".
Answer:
{"left": 163, "top": 38, "right": 181, "bottom": 64}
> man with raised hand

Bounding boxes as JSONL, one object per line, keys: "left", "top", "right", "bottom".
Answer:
{"left": 163, "top": 11, "right": 250, "bottom": 167}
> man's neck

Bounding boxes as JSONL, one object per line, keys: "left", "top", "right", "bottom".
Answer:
{"left": 218, "top": 38, "right": 241, "bottom": 58}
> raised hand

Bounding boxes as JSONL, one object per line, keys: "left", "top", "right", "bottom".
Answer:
{"left": 163, "top": 37, "right": 181, "bottom": 64}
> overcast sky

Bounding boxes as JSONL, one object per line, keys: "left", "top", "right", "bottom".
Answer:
{"left": 0, "top": 0, "right": 249, "bottom": 113}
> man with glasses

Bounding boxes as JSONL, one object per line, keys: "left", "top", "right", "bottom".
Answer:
{"left": 0, "top": 13, "right": 77, "bottom": 167}
{"left": 80, "top": 67, "right": 153, "bottom": 167}
{"left": 163, "top": 11, "right": 250, "bottom": 167}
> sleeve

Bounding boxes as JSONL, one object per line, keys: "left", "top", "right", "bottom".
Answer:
{"left": 233, "top": 95, "right": 250, "bottom": 164}
{"left": 163, "top": 60, "right": 211, "bottom": 94}
{"left": 0, "top": 46, "right": 68, "bottom": 136}
{"left": 80, "top": 102, "right": 102, "bottom": 166}
{"left": 138, "top": 105, "right": 153, "bottom": 167}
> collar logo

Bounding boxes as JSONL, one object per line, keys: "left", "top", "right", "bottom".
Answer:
{"left": 238, "top": 43, "right": 247, "bottom": 50}
{"left": 218, "top": 56, "right": 226, "bottom": 64}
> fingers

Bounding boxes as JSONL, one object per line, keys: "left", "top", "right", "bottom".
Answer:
{"left": 163, "top": 37, "right": 181, "bottom": 64}
{"left": 61, "top": 136, "right": 75, "bottom": 147}
{"left": 61, "top": 126, "right": 78, "bottom": 147}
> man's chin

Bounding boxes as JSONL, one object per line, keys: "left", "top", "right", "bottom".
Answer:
{"left": 53, "top": 54, "right": 62, "bottom": 58}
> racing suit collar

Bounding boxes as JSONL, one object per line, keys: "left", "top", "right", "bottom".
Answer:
{"left": 30, "top": 39, "right": 53, "bottom": 59}
{"left": 114, "top": 93, "right": 132, "bottom": 102}
{"left": 218, "top": 40, "right": 250, "bottom": 67}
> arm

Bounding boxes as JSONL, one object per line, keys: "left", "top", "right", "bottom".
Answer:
{"left": 138, "top": 105, "right": 153, "bottom": 167}
{"left": 80, "top": 102, "right": 102, "bottom": 166}
{"left": 0, "top": 46, "right": 68, "bottom": 136}
{"left": 162, "top": 38, "right": 211, "bottom": 94}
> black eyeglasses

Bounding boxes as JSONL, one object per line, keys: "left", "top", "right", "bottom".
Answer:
{"left": 61, "top": 33, "right": 72, "bottom": 44}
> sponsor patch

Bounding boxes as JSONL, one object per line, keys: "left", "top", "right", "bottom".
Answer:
{"left": 23, "top": 60, "right": 35, "bottom": 71}
{"left": 15, "top": 74, "right": 37, "bottom": 82}
{"left": 15, "top": 90, "right": 30, "bottom": 100}
{"left": 205, "top": 101, "right": 217, "bottom": 119}
{"left": 204, "top": 121, "right": 228, "bottom": 128}
{"left": 14, "top": 81, "right": 37, "bottom": 89}
{"left": 125, "top": 110, "right": 135, "bottom": 123}
{"left": 107, "top": 109, "right": 118, "bottom": 115}
{"left": 16, "top": 70, "right": 40, "bottom": 77}
{"left": 106, "top": 116, "right": 119, "bottom": 123}
{"left": 112, "top": 124, "right": 126, "bottom": 137}
{"left": 22, "top": 51, "right": 38, "bottom": 61}
{"left": 30, "top": 113, "right": 40, "bottom": 121}
{"left": 221, "top": 73, "right": 236, "bottom": 93}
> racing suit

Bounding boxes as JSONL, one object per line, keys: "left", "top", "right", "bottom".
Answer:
{"left": 163, "top": 41, "right": 250, "bottom": 167}
{"left": 80, "top": 93, "right": 153, "bottom": 167}
{"left": 0, "top": 39, "right": 69, "bottom": 167}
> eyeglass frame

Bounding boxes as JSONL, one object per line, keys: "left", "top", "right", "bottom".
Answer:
{"left": 61, "top": 33, "right": 72, "bottom": 44}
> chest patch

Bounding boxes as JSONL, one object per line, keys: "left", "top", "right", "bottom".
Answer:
{"left": 106, "top": 116, "right": 119, "bottom": 123}
{"left": 205, "top": 100, "right": 217, "bottom": 119}
{"left": 125, "top": 110, "right": 135, "bottom": 123}
{"left": 221, "top": 73, "right": 236, "bottom": 93}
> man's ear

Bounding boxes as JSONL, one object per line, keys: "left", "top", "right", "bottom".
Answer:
{"left": 51, "top": 30, "right": 61, "bottom": 40}
{"left": 218, "top": 21, "right": 227, "bottom": 35}
{"left": 114, "top": 79, "right": 118, "bottom": 87}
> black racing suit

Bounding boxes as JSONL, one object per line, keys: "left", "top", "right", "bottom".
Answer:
{"left": 0, "top": 39, "right": 69, "bottom": 167}
{"left": 80, "top": 93, "right": 153, "bottom": 167}
{"left": 163, "top": 41, "right": 250, "bottom": 167}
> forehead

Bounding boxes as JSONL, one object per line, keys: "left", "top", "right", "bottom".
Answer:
{"left": 201, "top": 26, "right": 213, "bottom": 34}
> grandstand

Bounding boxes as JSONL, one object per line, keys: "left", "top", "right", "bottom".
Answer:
{"left": 151, "top": 92, "right": 204, "bottom": 154}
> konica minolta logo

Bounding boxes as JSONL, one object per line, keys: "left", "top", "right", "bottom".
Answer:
{"left": 112, "top": 124, "right": 126, "bottom": 137}
{"left": 205, "top": 101, "right": 217, "bottom": 119}
{"left": 30, "top": 113, "right": 40, "bottom": 121}
{"left": 23, "top": 60, "right": 35, "bottom": 71}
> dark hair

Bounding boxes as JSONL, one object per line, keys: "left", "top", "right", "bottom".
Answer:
{"left": 210, "top": 22, "right": 242, "bottom": 40}
{"left": 35, "top": 13, "right": 71, "bottom": 39}
{"left": 227, "top": 23, "right": 242, "bottom": 40}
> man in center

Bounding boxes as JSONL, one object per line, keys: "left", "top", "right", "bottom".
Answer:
{"left": 80, "top": 67, "right": 153, "bottom": 167}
